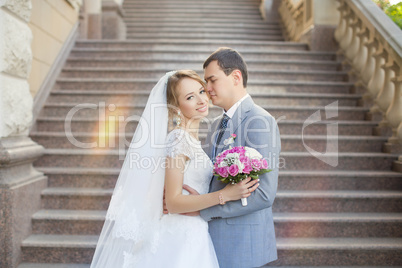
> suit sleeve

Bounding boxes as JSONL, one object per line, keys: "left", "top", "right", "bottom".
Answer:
{"left": 200, "top": 113, "right": 281, "bottom": 221}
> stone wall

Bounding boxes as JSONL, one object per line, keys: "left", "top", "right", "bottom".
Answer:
{"left": 0, "top": 1, "right": 47, "bottom": 267}
{"left": 0, "top": 1, "right": 33, "bottom": 138}
{"left": 28, "top": 0, "right": 80, "bottom": 97}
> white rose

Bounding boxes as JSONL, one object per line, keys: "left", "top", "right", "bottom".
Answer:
{"left": 245, "top": 147, "right": 262, "bottom": 159}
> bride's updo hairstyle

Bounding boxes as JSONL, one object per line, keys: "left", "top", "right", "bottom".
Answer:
{"left": 166, "top": 70, "right": 207, "bottom": 130}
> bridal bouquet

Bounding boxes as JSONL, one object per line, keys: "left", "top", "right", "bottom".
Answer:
{"left": 213, "top": 134, "right": 272, "bottom": 206}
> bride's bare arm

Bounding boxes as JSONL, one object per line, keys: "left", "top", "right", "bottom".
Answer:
{"left": 164, "top": 155, "right": 259, "bottom": 214}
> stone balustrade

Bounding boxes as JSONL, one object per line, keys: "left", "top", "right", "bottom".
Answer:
{"left": 277, "top": 0, "right": 339, "bottom": 51}
{"left": 278, "top": 0, "right": 402, "bottom": 155}
{"left": 279, "top": 0, "right": 307, "bottom": 42}
{"left": 335, "top": 0, "right": 402, "bottom": 152}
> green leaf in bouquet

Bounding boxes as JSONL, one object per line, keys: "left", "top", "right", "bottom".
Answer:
{"left": 257, "top": 169, "right": 273, "bottom": 175}
{"left": 250, "top": 174, "right": 259, "bottom": 180}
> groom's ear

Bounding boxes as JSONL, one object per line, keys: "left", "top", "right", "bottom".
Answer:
{"left": 231, "top": 69, "right": 242, "bottom": 86}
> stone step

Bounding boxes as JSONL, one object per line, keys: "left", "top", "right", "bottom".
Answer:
{"left": 39, "top": 188, "right": 402, "bottom": 212}
{"left": 272, "top": 237, "right": 402, "bottom": 266}
{"left": 123, "top": 0, "right": 261, "bottom": 4}
{"left": 125, "top": 27, "right": 282, "bottom": 36}
{"left": 275, "top": 170, "right": 402, "bottom": 191}
{"left": 32, "top": 210, "right": 105, "bottom": 235}
{"left": 34, "top": 117, "right": 378, "bottom": 136}
{"left": 123, "top": 5, "right": 260, "bottom": 12}
{"left": 68, "top": 50, "right": 335, "bottom": 61}
{"left": 65, "top": 58, "right": 340, "bottom": 71}
{"left": 31, "top": 131, "right": 387, "bottom": 153}
{"left": 35, "top": 167, "right": 402, "bottom": 191}
{"left": 123, "top": 8, "right": 261, "bottom": 16}
{"left": 126, "top": 33, "right": 283, "bottom": 41}
{"left": 274, "top": 212, "right": 402, "bottom": 238}
{"left": 123, "top": 16, "right": 275, "bottom": 24}
{"left": 20, "top": 235, "right": 402, "bottom": 265}
{"left": 37, "top": 167, "right": 120, "bottom": 189}
{"left": 123, "top": 22, "right": 281, "bottom": 31}
{"left": 274, "top": 190, "right": 402, "bottom": 213}
{"left": 47, "top": 90, "right": 361, "bottom": 107}
{"left": 19, "top": 263, "right": 90, "bottom": 268}
{"left": 73, "top": 39, "right": 305, "bottom": 50}
{"left": 41, "top": 188, "right": 113, "bottom": 210}
{"left": 267, "top": 267, "right": 400, "bottom": 268}
{"left": 54, "top": 79, "right": 352, "bottom": 94}
{"left": 40, "top": 103, "right": 366, "bottom": 120}
{"left": 127, "top": 31, "right": 284, "bottom": 41}
{"left": 124, "top": 13, "right": 264, "bottom": 22}
{"left": 123, "top": 12, "right": 264, "bottom": 20}
{"left": 21, "top": 235, "right": 97, "bottom": 264}
{"left": 31, "top": 209, "right": 402, "bottom": 238}
{"left": 123, "top": 0, "right": 260, "bottom": 5}
{"left": 59, "top": 68, "right": 348, "bottom": 82}
{"left": 33, "top": 149, "right": 398, "bottom": 171}
{"left": 124, "top": 0, "right": 261, "bottom": 2}
{"left": 64, "top": 58, "right": 340, "bottom": 70}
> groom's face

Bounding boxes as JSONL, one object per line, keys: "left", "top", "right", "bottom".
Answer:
{"left": 204, "top": 60, "right": 234, "bottom": 111}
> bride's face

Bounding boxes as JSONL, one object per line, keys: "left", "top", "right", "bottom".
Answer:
{"left": 177, "top": 77, "right": 209, "bottom": 122}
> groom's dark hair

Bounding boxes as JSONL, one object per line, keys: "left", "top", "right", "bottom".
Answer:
{"left": 203, "top": 47, "right": 248, "bottom": 88}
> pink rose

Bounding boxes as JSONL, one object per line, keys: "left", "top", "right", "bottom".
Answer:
{"left": 217, "top": 167, "right": 229, "bottom": 178}
{"left": 228, "top": 165, "right": 239, "bottom": 176}
{"left": 251, "top": 159, "right": 262, "bottom": 170}
{"left": 261, "top": 159, "right": 268, "bottom": 169}
{"left": 239, "top": 155, "right": 250, "bottom": 163}
{"left": 214, "top": 162, "right": 219, "bottom": 170}
{"left": 243, "top": 162, "right": 253, "bottom": 174}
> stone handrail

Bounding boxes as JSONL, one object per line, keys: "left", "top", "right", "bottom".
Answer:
{"left": 278, "top": 0, "right": 314, "bottom": 42}
{"left": 335, "top": 0, "right": 402, "bottom": 150}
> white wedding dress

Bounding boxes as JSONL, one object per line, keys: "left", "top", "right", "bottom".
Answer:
{"left": 123, "top": 128, "right": 219, "bottom": 267}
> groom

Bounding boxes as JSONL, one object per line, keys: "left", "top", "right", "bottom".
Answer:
{"left": 186, "top": 47, "right": 281, "bottom": 268}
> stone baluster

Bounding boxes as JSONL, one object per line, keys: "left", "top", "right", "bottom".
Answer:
{"left": 338, "top": 9, "right": 354, "bottom": 52}
{"left": 352, "top": 26, "right": 368, "bottom": 73}
{"left": 280, "top": 1, "right": 290, "bottom": 38}
{"left": 361, "top": 37, "right": 377, "bottom": 86}
{"left": 345, "top": 17, "right": 361, "bottom": 61}
{"left": 334, "top": 0, "right": 347, "bottom": 42}
{"left": 278, "top": 1, "right": 290, "bottom": 39}
{"left": 295, "top": 4, "right": 304, "bottom": 41}
{"left": 384, "top": 73, "right": 402, "bottom": 151}
{"left": 288, "top": 5, "right": 297, "bottom": 40}
{"left": 374, "top": 57, "right": 397, "bottom": 136}
{"left": 367, "top": 43, "right": 386, "bottom": 102}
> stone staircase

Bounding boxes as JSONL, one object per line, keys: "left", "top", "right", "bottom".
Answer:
{"left": 20, "top": 0, "right": 402, "bottom": 267}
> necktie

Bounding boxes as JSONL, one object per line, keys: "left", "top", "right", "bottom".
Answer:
{"left": 214, "top": 114, "right": 230, "bottom": 157}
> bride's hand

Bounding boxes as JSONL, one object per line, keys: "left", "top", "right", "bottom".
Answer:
{"left": 221, "top": 177, "right": 259, "bottom": 203}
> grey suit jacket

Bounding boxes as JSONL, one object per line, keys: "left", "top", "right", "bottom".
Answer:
{"left": 200, "top": 96, "right": 281, "bottom": 268}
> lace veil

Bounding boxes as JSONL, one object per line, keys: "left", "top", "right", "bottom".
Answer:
{"left": 90, "top": 71, "right": 176, "bottom": 267}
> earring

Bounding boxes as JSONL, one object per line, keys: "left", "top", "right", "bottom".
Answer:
{"left": 174, "top": 111, "right": 181, "bottom": 127}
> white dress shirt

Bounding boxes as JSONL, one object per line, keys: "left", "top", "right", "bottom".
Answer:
{"left": 223, "top": 93, "right": 250, "bottom": 118}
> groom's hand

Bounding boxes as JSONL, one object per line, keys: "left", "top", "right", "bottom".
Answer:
{"left": 180, "top": 184, "right": 200, "bottom": 216}
{"left": 163, "top": 189, "right": 169, "bottom": 214}
{"left": 183, "top": 184, "right": 200, "bottom": 195}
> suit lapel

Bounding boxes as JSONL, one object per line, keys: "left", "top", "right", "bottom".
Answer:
{"left": 214, "top": 96, "right": 254, "bottom": 158}
{"left": 207, "top": 117, "right": 221, "bottom": 160}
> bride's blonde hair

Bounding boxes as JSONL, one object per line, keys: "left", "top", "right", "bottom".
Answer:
{"left": 166, "top": 70, "right": 207, "bottom": 130}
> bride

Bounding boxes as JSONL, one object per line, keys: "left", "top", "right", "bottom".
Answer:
{"left": 90, "top": 70, "right": 259, "bottom": 268}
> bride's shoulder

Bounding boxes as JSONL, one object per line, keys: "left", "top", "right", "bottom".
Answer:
{"left": 165, "top": 128, "right": 194, "bottom": 159}
{"left": 166, "top": 128, "right": 187, "bottom": 140}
